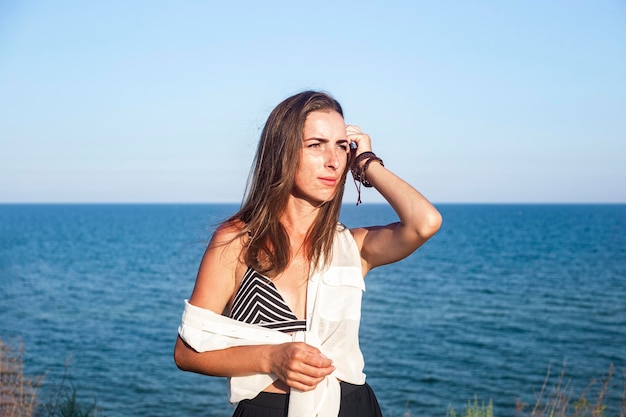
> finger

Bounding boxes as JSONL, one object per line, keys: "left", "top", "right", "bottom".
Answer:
{"left": 348, "top": 136, "right": 372, "bottom": 154}
{"left": 287, "top": 365, "right": 332, "bottom": 383}
{"left": 279, "top": 343, "right": 334, "bottom": 377}
{"left": 304, "top": 352, "right": 333, "bottom": 369}
{"left": 282, "top": 350, "right": 334, "bottom": 377}
{"left": 284, "top": 366, "right": 333, "bottom": 391}
{"left": 345, "top": 124, "right": 362, "bottom": 135}
{"left": 347, "top": 135, "right": 364, "bottom": 151}
{"left": 291, "top": 343, "right": 331, "bottom": 360}
{"left": 288, "top": 378, "right": 325, "bottom": 392}
{"left": 299, "top": 361, "right": 335, "bottom": 378}
{"left": 293, "top": 345, "right": 333, "bottom": 369}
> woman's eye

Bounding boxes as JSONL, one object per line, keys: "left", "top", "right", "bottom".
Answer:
{"left": 308, "top": 142, "right": 322, "bottom": 148}
{"left": 337, "top": 144, "right": 349, "bottom": 152}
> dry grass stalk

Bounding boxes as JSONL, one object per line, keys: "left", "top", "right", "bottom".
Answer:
{"left": 622, "top": 367, "right": 626, "bottom": 417}
{"left": 0, "top": 338, "right": 43, "bottom": 417}
{"left": 515, "top": 363, "right": 625, "bottom": 417}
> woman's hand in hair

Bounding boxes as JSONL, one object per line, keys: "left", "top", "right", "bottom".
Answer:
{"left": 268, "top": 342, "right": 335, "bottom": 392}
{"left": 346, "top": 124, "right": 373, "bottom": 154}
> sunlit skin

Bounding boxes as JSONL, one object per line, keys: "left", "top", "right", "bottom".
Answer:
{"left": 292, "top": 110, "right": 350, "bottom": 205}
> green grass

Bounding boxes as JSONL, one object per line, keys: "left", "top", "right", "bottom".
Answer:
{"left": 448, "top": 396, "right": 493, "bottom": 417}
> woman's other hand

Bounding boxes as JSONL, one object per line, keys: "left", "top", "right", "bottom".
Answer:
{"left": 346, "top": 124, "right": 373, "bottom": 154}
{"left": 268, "top": 342, "right": 335, "bottom": 392}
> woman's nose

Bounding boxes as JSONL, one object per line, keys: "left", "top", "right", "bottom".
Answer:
{"left": 326, "top": 147, "right": 340, "bottom": 169}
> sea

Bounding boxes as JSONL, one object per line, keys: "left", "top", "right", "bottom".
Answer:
{"left": 1, "top": 204, "right": 625, "bottom": 417}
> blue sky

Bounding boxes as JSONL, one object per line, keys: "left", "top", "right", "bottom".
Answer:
{"left": 1, "top": 1, "right": 624, "bottom": 203}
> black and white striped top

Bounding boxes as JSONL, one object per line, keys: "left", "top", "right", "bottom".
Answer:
{"left": 229, "top": 267, "right": 306, "bottom": 333}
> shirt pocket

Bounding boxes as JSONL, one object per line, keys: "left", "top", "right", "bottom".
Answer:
{"left": 318, "top": 267, "right": 364, "bottom": 321}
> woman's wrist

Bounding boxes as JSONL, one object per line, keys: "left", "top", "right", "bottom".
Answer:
{"left": 261, "top": 344, "right": 276, "bottom": 374}
{"left": 350, "top": 151, "right": 384, "bottom": 205}
{"left": 361, "top": 156, "right": 384, "bottom": 183}
{"left": 352, "top": 151, "right": 376, "bottom": 171}
{"left": 351, "top": 152, "right": 384, "bottom": 187}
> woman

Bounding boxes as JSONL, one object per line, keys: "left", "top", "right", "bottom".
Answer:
{"left": 174, "top": 91, "right": 442, "bottom": 417}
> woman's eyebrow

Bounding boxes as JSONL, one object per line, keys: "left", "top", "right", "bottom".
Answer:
{"left": 303, "top": 137, "right": 349, "bottom": 142}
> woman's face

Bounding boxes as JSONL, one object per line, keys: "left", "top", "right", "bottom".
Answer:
{"left": 293, "top": 110, "right": 349, "bottom": 204}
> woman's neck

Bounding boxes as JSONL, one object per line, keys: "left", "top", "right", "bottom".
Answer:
{"left": 281, "top": 197, "right": 323, "bottom": 236}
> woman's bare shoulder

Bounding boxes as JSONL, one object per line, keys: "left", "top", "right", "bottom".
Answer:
{"left": 189, "top": 219, "right": 247, "bottom": 311}
{"left": 209, "top": 219, "right": 247, "bottom": 249}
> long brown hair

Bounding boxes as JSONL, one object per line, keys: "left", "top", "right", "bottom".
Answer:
{"left": 228, "top": 91, "right": 348, "bottom": 277}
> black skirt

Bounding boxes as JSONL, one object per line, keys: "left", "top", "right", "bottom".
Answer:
{"left": 232, "top": 382, "right": 383, "bottom": 417}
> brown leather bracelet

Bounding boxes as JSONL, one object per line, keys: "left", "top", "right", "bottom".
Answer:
{"left": 350, "top": 151, "right": 384, "bottom": 205}
{"left": 360, "top": 156, "right": 384, "bottom": 188}
{"left": 351, "top": 151, "right": 376, "bottom": 171}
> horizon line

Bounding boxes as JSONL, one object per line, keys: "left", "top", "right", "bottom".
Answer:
{"left": 1, "top": 201, "right": 624, "bottom": 205}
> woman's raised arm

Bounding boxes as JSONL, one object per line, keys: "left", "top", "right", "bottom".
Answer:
{"left": 347, "top": 125, "right": 442, "bottom": 272}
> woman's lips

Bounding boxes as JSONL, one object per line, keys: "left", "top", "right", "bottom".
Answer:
{"left": 319, "top": 177, "right": 337, "bottom": 186}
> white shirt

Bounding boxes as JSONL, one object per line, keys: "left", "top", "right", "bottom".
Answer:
{"left": 178, "top": 225, "right": 366, "bottom": 417}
